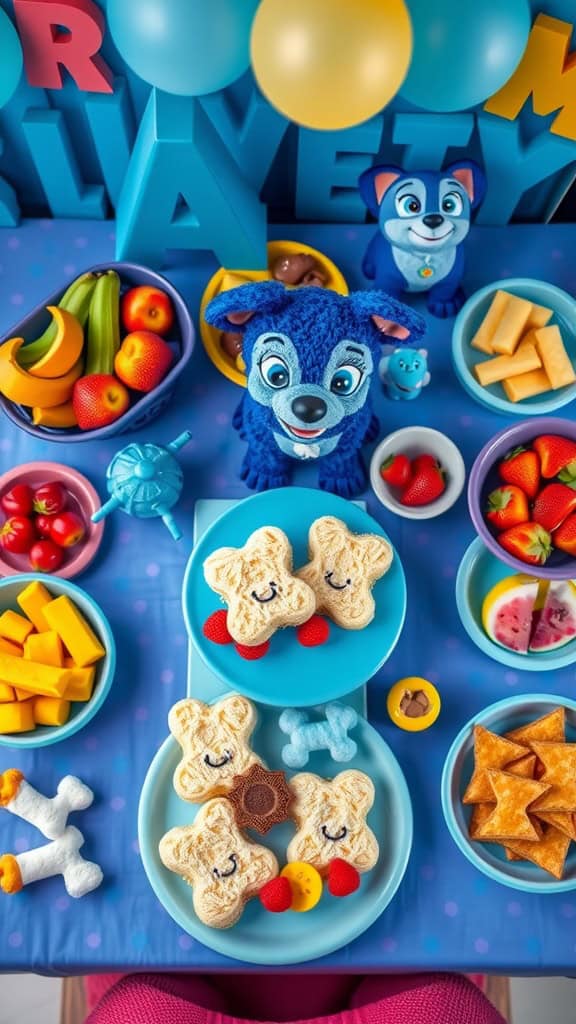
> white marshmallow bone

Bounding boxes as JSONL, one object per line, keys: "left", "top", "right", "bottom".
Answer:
{"left": 6, "top": 826, "right": 103, "bottom": 898}
{"left": 0, "top": 772, "right": 94, "bottom": 839}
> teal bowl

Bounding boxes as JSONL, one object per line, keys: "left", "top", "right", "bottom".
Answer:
{"left": 441, "top": 694, "right": 576, "bottom": 893}
{"left": 456, "top": 538, "right": 576, "bottom": 672}
{"left": 0, "top": 574, "right": 115, "bottom": 749}
{"left": 452, "top": 278, "right": 576, "bottom": 416}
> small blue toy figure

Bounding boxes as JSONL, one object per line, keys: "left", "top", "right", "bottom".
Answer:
{"left": 358, "top": 162, "right": 485, "bottom": 318}
{"left": 204, "top": 282, "right": 426, "bottom": 498}
{"left": 379, "top": 347, "right": 430, "bottom": 401}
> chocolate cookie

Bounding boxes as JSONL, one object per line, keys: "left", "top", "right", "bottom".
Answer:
{"left": 220, "top": 331, "right": 243, "bottom": 359}
{"left": 399, "top": 689, "right": 431, "bottom": 719}
{"left": 228, "top": 763, "right": 293, "bottom": 834}
{"left": 272, "top": 252, "right": 324, "bottom": 286}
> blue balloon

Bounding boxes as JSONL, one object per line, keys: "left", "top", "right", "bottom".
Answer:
{"left": 107, "top": 0, "right": 260, "bottom": 97}
{"left": 400, "top": 0, "right": 531, "bottom": 112}
{"left": 0, "top": 9, "right": 23, "bottom": 109}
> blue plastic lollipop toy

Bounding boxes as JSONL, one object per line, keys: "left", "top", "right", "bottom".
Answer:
{"left": 91, "top": 431, "right": 192, "bottom": 540}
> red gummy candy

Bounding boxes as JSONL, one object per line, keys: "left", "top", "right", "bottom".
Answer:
{"left": 259, "top": 876, "right": 293, "bottom": 913}
{"left": 203, "top": 610, "right": 232, "bottom": 645}
{"left": 235, "top": 640, "right": 270, "bottom": 660}
{"left": 297, "top": 615, "right": 330, "bottom": 648}
{"left": 327, "top": 858, "right": 360, "bottom": 898}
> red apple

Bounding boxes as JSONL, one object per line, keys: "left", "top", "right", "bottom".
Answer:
{"left": 72, "top": 374, "right": 130, "bottom": 430}
{"left": 121, "top": 285, "right": 174, "bottom": 336}
{"left": 114, "top": 331, "right": 173, "bottom": 393}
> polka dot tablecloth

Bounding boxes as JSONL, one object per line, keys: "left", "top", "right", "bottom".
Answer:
{"left": 1, "top": 219, "right": 576, "bottom": 973}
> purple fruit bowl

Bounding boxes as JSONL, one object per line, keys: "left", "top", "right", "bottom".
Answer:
{"left": 0, "top": 262, "right": 194, "bottom": 443}
{"left": 468, "top": 417, "right": 576, "bottom": 580}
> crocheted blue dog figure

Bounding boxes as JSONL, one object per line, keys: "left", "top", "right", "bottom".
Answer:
{"left": 358, "top": 162, "right": 485, "bottom": 318}
{"left": 204, "top": 281, "right": 426, "bottom": 497}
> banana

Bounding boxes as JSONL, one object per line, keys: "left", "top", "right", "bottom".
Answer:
{"left": 32, "top": 400, "right": 78, "bottom": 428}
{"left": 85, "top": 270, "right": 121, "bottom": 376}
{"left": 27, "top": 307, "right": 84, "bottom": 379}
{"left": 0, "top": 338, "right": 82, "bottom": 408}
{"left": 18, "top": 271, "right": 97, "bottom": 368}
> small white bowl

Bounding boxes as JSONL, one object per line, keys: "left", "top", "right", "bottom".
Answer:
{"left": 370, "top": 426, "right": 466, "bottom": 520}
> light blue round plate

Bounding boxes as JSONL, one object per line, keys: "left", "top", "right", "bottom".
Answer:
{"left": 442, "top": 694, "right": 576, "bottom": 893}
{"left": 183, "top": 488, "right": 406, "bottom": 707}
{"left": 138, "top": 706, "right": 413, "bottom": 964}
{"left": 456, "top": 538, "right": 576, "bottom": 672}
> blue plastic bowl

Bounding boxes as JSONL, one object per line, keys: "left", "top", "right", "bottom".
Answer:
{"left": 0, "top": 574, "right": 116, "bottom": 749}
{"left": 456, "top": 538, "right": 576, "bottom": 672}
{"left": 0, "top": 262, "right": 194, "bottom": 443}
{"left": 442, "top": 694, "right": 576, "bottom": 892}
{"left": 452, "top": 278, "right": 576, "bottom": 416}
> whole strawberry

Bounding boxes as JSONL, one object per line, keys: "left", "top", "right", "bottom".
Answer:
{"left": 259, "top": 876, "right": 293, "bottom": 913}
{"left": 380, "top": 454, "right": 411, "bottom": 488}
{"left": 498, "top": 522, "right": 552, "bottom": 566}
{"left": 498, "top": 446, "right": 540, "bottom": 500}
{"left": 114, "top": 331, "right": 173, "bottom": 393}
{"left": 533, "top": 435, "right": 576, "bottom": 480}
{"left": 532, "top": 483, "right": 576, "bottom": 533}
{"left": 553, "top": 514, "right": 576, "bottom": 556}
{"left": 73, "top": 374, "right": 130, "bottom": 430}
{"left": 485, "top": 485, "right": 528, "bottom": 531}
{"left": 400, "top": 459, "right": 445, "bottom": 506}
{"left": 328, "top": 858, "right": 360, "bottom": 898}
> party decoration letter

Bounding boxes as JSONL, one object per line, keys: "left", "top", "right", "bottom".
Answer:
{"left": 13, "top": 0, "right": 113, "bottom": 94}
{"left": 484, "top": 14, "right": 576, "bottom": 141}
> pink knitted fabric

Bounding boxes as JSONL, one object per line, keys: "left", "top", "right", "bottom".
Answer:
{"left": 86, "top": 972, "right": 505, "bottom": 1024}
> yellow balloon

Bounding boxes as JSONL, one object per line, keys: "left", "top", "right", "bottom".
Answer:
{"left": 250, "top": 0, "right": 412, "bottom": 131}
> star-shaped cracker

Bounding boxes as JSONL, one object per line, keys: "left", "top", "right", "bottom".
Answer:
{"left": 505, "top": 708, "right": 566, "bottom": 746}
{"left": 534, "top": 811, "right": 576, "bottom": 841}
{"left": 468, "top": 754, "right": 537, "bottom": 842}
{"left": 505, "top": 825, "right": 571, "bottom": 880}
{"left": 529, "top": 742, "right": 576, "bottom": 813}
{"left": 476, "top": 770, "right": 550, "bottom": 842}
{"left": 462, "top": 726, "right": 527, "bottom": 805}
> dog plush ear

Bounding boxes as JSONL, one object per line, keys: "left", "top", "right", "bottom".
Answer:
{"left": 358, "top": 165, "right": 403, "bottom": 217}
{"left": 204, "top": 280, "right": 292, "bottom": 332}
{"left": 445, "top": 160, "right": 486, "bottom": 211}
{"left": 349, "top": 290, "right": 427, "bottom": 346}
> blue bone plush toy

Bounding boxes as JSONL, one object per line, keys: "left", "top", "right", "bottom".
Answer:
{"left": 204, "top": 281, "right": 426, "bottom": 497}
{"left": 379, "top": 347, "right": 430, "bottom": 401}
{"left": 358, "top": 162, "right": 485, "bottom": 318}
{"left": 279, "top": 704, "right": 358, "bottom": 769}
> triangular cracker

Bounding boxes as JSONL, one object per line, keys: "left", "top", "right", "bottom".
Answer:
{"left": 534, "top": 811, "right": 576, "bottom": 841}
{"left": 529, "top": 742, "right": 576, "bottom": 813}
{"left": 505, "top": 709, "right": 566, "bottom": 746}
{"left": 463, "top": 726, "right": 527, "bottom": 805}
{"left": 505, "top": 826, "right": 571, "bottom": 880}
{"left": 477, "top": 770, "right": 550, "bottom": 841}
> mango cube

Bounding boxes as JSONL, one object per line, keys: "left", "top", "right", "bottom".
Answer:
{"left": 16, "top": 581, "right": 53, "bottom": 632}
{"left": 0, "top": 637, "right": 22, "bottom": 657}
{"left": 0, "top": 701, "right": 35, "bottom": 734}
{"left": 33, "top": 696, "right": 71, "bottom": 727}
{"left": 0, "top": 651, "right": 71, "bottom": 698}
{"left": 62, "top": 659, "right": 95, "bottom": 703}
{"left": 0, "top": 610, "right": 34, "bottom": 646}
{"left": 0, "top": 682, "right": 15, "bottom": 703}
{"left": 24, "top": 631, "right": 64, "bottom": 668}
{"left": 43, "top": 596, "right": 105, "bottom": 668}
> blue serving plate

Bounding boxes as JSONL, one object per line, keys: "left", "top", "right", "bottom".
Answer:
{"left": 456, "top": 538, "right": 576, "bottom": 672}
{"left": 442, "top": 694, "right": 576, "bottom": 893}
{"left": 183, "top": 488, "right": 406, "bottom": 707}
{"left": 452, "top": 278, "right": 576, "bottom": 416}
{"left": 0, "top": 573, "right": 116, "bottom": 749}
{"left": 0, "top": 262, "right": 194, "bottom": 442}
{"left": 139, "top": 703, "right": 413, "bottom": 965}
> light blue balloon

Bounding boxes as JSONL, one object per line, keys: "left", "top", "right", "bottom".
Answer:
{"left": 0, "top": 8, "right": 23, "bottom": 109}
{"left": 400, "top": 0, "right": 531, "bottom": 112}
{"left": 107, "top": 0, "right": 260, "bottom": 97}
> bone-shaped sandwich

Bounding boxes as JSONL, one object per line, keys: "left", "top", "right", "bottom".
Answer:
{"left": 0, "top": 770, "right": 94, "bottom": 839}
{"left": 0, "top": 826, "right": 103, "bottom": 899}
{"left": 287, "top": 769, "right": 379, "bottom": 874}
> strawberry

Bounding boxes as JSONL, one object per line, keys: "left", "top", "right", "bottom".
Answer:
{"left": 202, "top": 610, "right": 232, "bottom": 645}
{"left": 532, "top": 483, "right": 576, "bottom": 533}
{"left": 327, "top": 858, "right": 360, "bottom": 898}
{"left": 412, "top": 453, "right": 438, "bottom": 473}
{"left": 552, "top": 514, "right": 576, "bottom": 556}
{"left": 485, "top": 485, "right": 529, "bottom": 531}
{"left": 533, "top": 435, "right": 576, "bottom": 480}
{"left": 235, "top": 640, "right": 270, "bottom": 660}
{"left": 297, "top": 615, "right": 330, "bottom": 647}
{"left": 400, "top": 461, "right": 445, "bottom": 507}
{"left": 498, "top": 522, "right": 552, "bottom": 566}
{"left": 72, "top": 374, "right": 130, "bottom": 430}
{"left": 498, "top": 446, "right": 540, "bottom": 500}
{"left": 114, "top": 331, "right": 173, "bottom": 393}
{"left": 380, "top": 454, "right": 412, "bottom": 488}
{"left": 259, "top": 876, "right": 293, "bottom": 913}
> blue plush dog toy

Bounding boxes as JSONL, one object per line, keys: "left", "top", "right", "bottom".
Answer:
{"left": 204, "top": 281, "right": 426, "bottom": 497}
{"left": 358, "top": 162, "right": 485, "bottom": 318}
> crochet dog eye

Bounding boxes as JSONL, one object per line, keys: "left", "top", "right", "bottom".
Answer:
{"left": 204, "top": 750, "right": 233, "bottom": 768}
{"left": 213, "top": 854, "right": 238, "bottom": 879}
{"left": 251, "top": 581, "right": 278, "bottom": 603}
{"left": 395, "top": 193, "right": 421, "bottom": 216}
{"left": 441, "top": 191, "right": 463, "bottom": 216}
{"left": 321, "top": 825, "right": 348, "bottom": 842}
{"left": 259, "top": 352, "right": 290, "bottom": 389}
{"left": 330, "top": 365, "right": 363, "bottom": 396}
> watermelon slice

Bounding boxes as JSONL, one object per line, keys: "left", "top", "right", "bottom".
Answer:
{"left": 529, "top": 581, "right": 576, "bottom": 653}
{"left": 482, "top": 576, "right": 539, "bottom": 654}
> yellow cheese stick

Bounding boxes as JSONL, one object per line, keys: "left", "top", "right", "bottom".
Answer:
{"left": 0, "top": 701, "right": 35, "bottom": 734}
{"left": 0, "top": 651, "right": 71, "bottom": 697}
{"left": 33, "top": 696, "right": 70, "bottom": 727}
{"left": 533, "top": 325, "right": 576, "bottom": 389}
{"left": 0, "top": 682, "right": 15, "bottom": 702}
{"left": 503, "top": 368, "right": 552, "bottom": 402}
{"left": 43, "top": 597, "right": 105, "bottom": 668}
{"left": 16, "top": 581, "right": 53, "bottom": 632}
{"left": 491, "top": 294, "right": 533, "bottom": 355}
{"left": 63, "top": 659, "right": 96, "bottom": 703}
{"left": 0, "top": 610, "right": 34, "bottom": 646}
{"left": 470, "top": 290, "right": 509, "bottom": 354}
{"left": 24, "top": 631, "right": 64, "bottom": 667}
{"left": 525, "top": 302, "right": 553, "bottom": 330}
{"left": 474, "top": 344, "right": 541, "bottom": 387}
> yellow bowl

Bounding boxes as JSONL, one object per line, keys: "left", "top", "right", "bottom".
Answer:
{"left": 199, "top": 240, "right": 349, "bottom": 387}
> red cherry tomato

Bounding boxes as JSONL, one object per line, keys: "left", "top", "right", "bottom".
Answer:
{"left": 29, "top": 539, "right": 63, "bottom": 573}
{"left": 0, "top": 515, "right": 36, "bottom": 554}
{"left": 35, "top": 513, "right": 55, "bottom": 538}
{"left": 48, "top": 511, "right": 85, "bottom": 548}
{"left": 0, "top": 483, "right": 33, "bottom": 517}
{"left": 32, "top": 482, "right": 67, "bottom": 515}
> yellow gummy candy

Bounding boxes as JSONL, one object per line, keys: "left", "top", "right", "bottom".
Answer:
{"left": 281, "top": 861, "right": 323, "bottom": 912}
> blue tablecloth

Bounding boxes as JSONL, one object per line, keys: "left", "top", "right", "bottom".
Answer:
{"left": 0, "top": 219, "right": 575, "bottom": 975}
